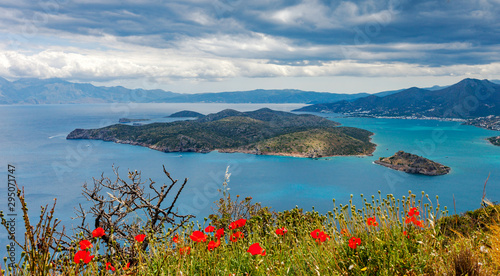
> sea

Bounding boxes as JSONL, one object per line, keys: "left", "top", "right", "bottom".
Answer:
{"left": 1, "top": 103, "right": 500, "bottom": 250}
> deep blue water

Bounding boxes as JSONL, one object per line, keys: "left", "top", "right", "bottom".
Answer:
{"left": 1, "top": 103, "right": 499, "bottom": 251}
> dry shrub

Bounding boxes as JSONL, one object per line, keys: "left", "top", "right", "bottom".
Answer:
{"left": 451, "top": 246, "right": 483, "bottom": 276}
{"left": 489, "top": 223, "right": 500, "bottom": 269}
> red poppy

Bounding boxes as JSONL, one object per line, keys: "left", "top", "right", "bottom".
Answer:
{"left": 215, "top": 228, "right": 225, "bottom": 239}
{"left": 405, "top": 216, "right": 416, "bottom": 224}
{"left": 74, "top": 250, "right": 94, "bottom": 264}
{"left": 230, "top": 231, "right": 244, "bottom": 242}
{"left": 179, "top": 246, "right": 191, "bottom": 255}
{"left": 310, "top": 229, "right": 330, "bottom": 244}
{"left": 403, "top": 230, "right": 408, "bottom": 237}
{"left": 408, "top": 207, "right": 419, "bottom": 217}
{"left": 414, "top": 220, "right": 424, "bottom": 228}
{"left": 229, "top": 219, "right": 247, "bottom": 229}
{"left": 92, "top": 227, "right": 105, "bottom": 238}
{"left": 123, "top": 262, "right": 130, "bottom": 270}
{"left": 310, "top": 229, "right": 321, "bottom": 239}
{"left": 205, "top": 225, "right": 215, "bottom": 232}
{"left": 348, "top": 237, "right": 361, "bottom": 249}
{"left": 172, "top": 235, "right": 180, "bottom": 243}
{"left": 207, "top": 238, "right": 221, "bottom": 251}
{"left": 367, "top": 216, "right": 378, "bottom": 226}
{"left": 135, "top": 234, "right": 146, "bottom": 243}
{"left": 275, "top": 227, "right": 288, "bottom": 235}
{"left": 190, "top": 231, "right": 207, "bottom": 242}
{"left": 247, "top": 243, "right": 266, "bottom": 256}
{"left": 79, "top": 240, "right": 93, "bottom": 250}
{"left": 105, "top": 262, "right": 116, "bottom": 271}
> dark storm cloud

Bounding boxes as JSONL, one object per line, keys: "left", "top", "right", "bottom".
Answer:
{"left": 0, "top": 0, "right": 499, "bottom": 82}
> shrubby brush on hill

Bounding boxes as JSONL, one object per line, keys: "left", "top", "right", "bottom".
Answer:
{"left": 1, "top": 167, "right": 499, "bottom": 275}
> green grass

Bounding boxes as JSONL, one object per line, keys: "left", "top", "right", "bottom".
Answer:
{"left": 3, "top": 190, "right": 500, "bottom": 275}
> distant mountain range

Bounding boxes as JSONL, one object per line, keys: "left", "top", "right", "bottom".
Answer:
{"left": 295, "top": 79, "right": 500, "bottom": 119}
{"left": 0, "top": 77, "right": 377, "bottom": 105}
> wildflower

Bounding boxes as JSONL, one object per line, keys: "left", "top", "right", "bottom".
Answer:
{"left": 276, "top": 227, "right": 288, "bottom": 235}
{"left": 403, "top": 230, "right": 409, "bottom": 238}
{"left": 205, "top": 225, "right": 215, "bottom": 232}
{"left": 230, "top": 231, "right": 244, "bottom": 242}
{"left": 123, "top": 262, "right": 130, "bottom": 270}
{"left": 348, "top": 237, "right": 361, "bottom": 249}
{"left": 340, "top": 228, "right": 349, "bottom": 236}
{"left": 105, "top": 262, "right": 116, "bottom": 271}
{"left": 366, "top": 216, "right": 378, "bottom": 226}
{"left": 190, "top": 231, "right": 207, "bottom": 242}
{"left": 92, "top": 227, "right": 105, "bottom": 238}
{"left": 179, "top": 246, "right": 191, "bottom": 255}
{"left": 310, "top": 229, "right": 330, "bottom": 244}
{"left": 247, "top": 243, "right": 266, "bottom": 256}
{"left": 74, "top": 250, "right": 94, "bottom": 264}
{"left": 207, "top": 238, "right": 221, "bottom": 251}
{"left": 414, "top": 220, "right": 424, "bottom": 228}
{"left": 229, "top": 218, "right": 247, "bottom": 229}
{"left": 79, "top": 240, "right": 93, "bottom": 250}
{"left": 215, "top": 228, "right": 225, "bottom": 239}
{"left": 408, "top": 207, "right": 419, "bottom": 217}
{"left": 135, "top": 234, "right": 146, "bottom": 243}
{"left": 172, "top": 235, "right": 180, "bottom": 243}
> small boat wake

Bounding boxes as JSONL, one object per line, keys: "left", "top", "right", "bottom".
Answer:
{"left": 49, "top": 134, "right": 66, "bottom": 139}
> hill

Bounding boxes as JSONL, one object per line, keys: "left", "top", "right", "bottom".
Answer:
{"left": 0, "top": 77, "right": 379, "bottom": 104}
{"left": 295, "top": 79, "right": 500, "bottom": 119}
{"left": 0, "top": 77, "right": 171, "bottom": 104}
{"left": 66, "top": 108, "right": 376, "bottom": 158}
{"left": 374, "top": 151, "right": 451, "bottom": 176}
{"left": 167, "top": 110, "right": 204, "bottom": 118}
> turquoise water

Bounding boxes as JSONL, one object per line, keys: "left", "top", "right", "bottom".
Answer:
{"left": 1, "top": 103, "right": 499, "bottom": 249}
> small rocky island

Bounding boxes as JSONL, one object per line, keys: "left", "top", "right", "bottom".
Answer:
{"left": 167, "top": 110, "right": 204, "bottom": 118}
{"left": 488, "top": 136, "right": 500, "bottom": 146}
{"left": 374, "top": 151, "right": 451, "bottom": 176}
{"left": 67, "top": 108, "right": 376, "bottom": 158}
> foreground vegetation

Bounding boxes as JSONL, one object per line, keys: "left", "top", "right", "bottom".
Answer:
{"left": 1, "top": 168, "right": 499, "bottom": 275}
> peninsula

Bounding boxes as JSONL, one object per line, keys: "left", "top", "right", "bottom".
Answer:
{"left": 119, "top": 118, "right": 150, "bottom": 123}
{"left": 67, "top": 108, "right": 376, "bottom": 158}
{"left": 374, "top": 151, "right": 451, "bottom": 176}
{"left": 488, "top": 136, "right": 500, "bottom": 146}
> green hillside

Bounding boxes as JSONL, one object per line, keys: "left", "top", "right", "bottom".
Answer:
{"left": 67, "top": 108, "right": 375, "bottom": 157}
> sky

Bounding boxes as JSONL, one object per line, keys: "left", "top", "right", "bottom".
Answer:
{"left": 0, "top": 0, "right": 499, "bottom": 94}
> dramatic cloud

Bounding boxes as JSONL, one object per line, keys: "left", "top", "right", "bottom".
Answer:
{"left": 0, "top": 0, "right": 499, "bottom": 92}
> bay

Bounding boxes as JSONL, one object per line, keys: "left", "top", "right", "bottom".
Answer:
{"left": 1, "top": 103, "right": 499, "bottom": 247}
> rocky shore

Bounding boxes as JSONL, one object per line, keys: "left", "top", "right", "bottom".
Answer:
{"left": 67, "top": 108, "right": 376, "bottom": 158}
{"left": 374, "top": 151, "right": 451, "bottom": 176}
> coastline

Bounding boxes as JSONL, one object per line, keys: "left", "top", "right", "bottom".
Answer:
{"left": 69, "top": 133, "right": 377, "bottom": 158}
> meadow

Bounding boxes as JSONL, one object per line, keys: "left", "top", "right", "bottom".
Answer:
{"left": 1, "top": 169, "right": 500, "bottom": 276}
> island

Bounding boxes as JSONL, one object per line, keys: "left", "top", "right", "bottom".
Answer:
{"left": 67, "top": 108, "right": 376, "bottom": 158}
{"left": 119, "top": 118, "right": 150, "bottom": 123}
{"left": 167, "top": 110, "right": 205, "bottom": 118}
{"left": 374, "top": 151, "right": 451, "bottom": 176}
{"left": 488, "top": 136, "right": 500, "bottom": 146}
